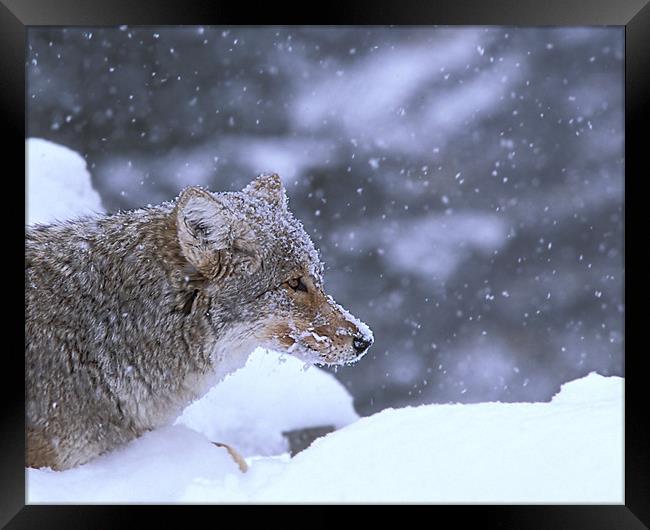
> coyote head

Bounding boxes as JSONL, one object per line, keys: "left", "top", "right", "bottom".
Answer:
{"left": 175, "top": 174, "right": 373, "bottom": 366}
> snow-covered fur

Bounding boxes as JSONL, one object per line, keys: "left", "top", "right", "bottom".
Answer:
{"left": 25, "top": 174, "right": 373, "bottom": 470}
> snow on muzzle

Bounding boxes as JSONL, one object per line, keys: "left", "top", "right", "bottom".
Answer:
{"left": 326, "top": 295, "right": 374, "bottom": 358}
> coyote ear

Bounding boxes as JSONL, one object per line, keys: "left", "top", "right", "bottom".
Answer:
{"left": 243, "top": 173, "right": 287, "bottom": 208}
{"left": 175, "top": 186, "right": 233, "bottom": 277}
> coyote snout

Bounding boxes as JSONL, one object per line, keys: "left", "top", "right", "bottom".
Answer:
{"left": 26, "top": 172, "right": 373, "bottom": 470}
{"left": 262, "top": 274, "right": 374, "bottom": 366}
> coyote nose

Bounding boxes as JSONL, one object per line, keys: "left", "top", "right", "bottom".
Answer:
{"left": 352, "top": 335, "right": 373, "bottom": 354}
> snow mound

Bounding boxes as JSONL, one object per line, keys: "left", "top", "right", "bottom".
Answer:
{"left": 26, "top": 137, "right": 104, "bottom": 225}
{"left": 233, "top": 372, "right": 622, "bottom": 503}
{"left": 27, "top": 425, "right": 240, "bottom": 503}
{"left": 176, "top": 348, "right": 359, "bottom": 456}
{"left": 28, "top": 371, "right": 622, "bottom": 503}
{"left": 550, "top": 371, "right": 622, "bottom": 405}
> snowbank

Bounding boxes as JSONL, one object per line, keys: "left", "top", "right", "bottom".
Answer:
{"left": 28, "top": 370, "right": 623, "bottom": 503}
{"left": 176, "top": 349, "right": 359, "bottom": 457}
{"left": 26, "top": 137, "right": 104, "bottom": 225}
{"left": 227, "top": 372, "right": 622, "bottom": 503}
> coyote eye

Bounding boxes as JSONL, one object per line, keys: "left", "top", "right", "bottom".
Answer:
{"left": 286, "top": 277, "right": 308, "bottom": 293}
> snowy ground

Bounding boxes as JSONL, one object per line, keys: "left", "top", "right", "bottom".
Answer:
{"left": 27, "top": 361, "right": 623, "bottom": 503}
{"left": 25, "top": 139, "right": 624, "bottom": 503}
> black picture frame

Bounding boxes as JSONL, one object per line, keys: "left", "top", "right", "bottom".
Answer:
{"left": 4, "top": 1, "right": 647, "bottom": 527}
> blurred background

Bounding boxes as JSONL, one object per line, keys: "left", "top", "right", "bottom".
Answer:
{"left": 26, "top": 27, "right": 624, "bottom": 416}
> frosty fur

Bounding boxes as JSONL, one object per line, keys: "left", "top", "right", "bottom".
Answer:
{"left": 25, "top": 173, "right": 374, "bottom": 470}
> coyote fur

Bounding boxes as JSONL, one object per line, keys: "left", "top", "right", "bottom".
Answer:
{"left": 25, "top": 173, "right": 373, "bottom": 470}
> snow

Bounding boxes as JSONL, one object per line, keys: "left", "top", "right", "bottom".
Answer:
{"left": 26, "top": 139, "right": 623, "bottom": 503}
{"left": 28, "top": 370, "right": 623, "bottom": 503}
{"left": 177, "top": 349, "right": 359, "bottom": 457}
{"left": 324, "top": 294, "right": 374, "bottom": 346}
{"left": 26, "top": 138, "right": 104, "bottom": 225}
{"left": 229, "top": 373, "right": 622, "bottom": 504}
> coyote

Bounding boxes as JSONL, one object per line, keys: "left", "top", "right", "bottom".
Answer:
{"left": 25, "top": 174, "right": 373, "bottom": 470}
